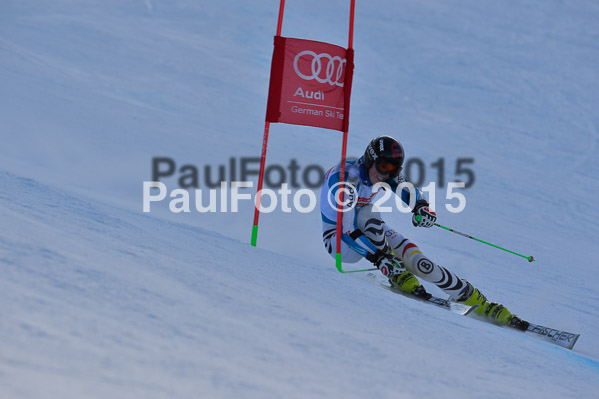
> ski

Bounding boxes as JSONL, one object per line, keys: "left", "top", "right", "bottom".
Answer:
{"left": 465, "top": 313, "right": 581, "bottom": 350}
{"left": 522, "top": 322, "right": 580, "bottom": 350}
{"left": 361, "top": 272, "right": 477, "bottom": 316}
{"left": 359, "top": 272, "right": 581, "bottom": 350}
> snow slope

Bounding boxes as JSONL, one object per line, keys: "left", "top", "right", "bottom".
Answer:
{"left": 2, "top": 172, "right": 599, "bottom": 399}
{"left": 2, "top": 0, "right": 599, "bottom": 397}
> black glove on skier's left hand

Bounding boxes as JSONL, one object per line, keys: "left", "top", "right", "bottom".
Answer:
{"left": 372, "top": 251, "right": 406, "bottom": 278}
{"left": 412, "top": 200, "right": 437, "bottom": 228}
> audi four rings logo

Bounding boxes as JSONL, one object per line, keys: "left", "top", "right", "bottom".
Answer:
{"left": 293, "top": 50, "right": 346, "bottom": 87}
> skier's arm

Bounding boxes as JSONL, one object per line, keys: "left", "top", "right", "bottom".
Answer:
{"left": 391, "top": 174, "right": 437, "bottom": 228}
{"left": 392, "top": 174, "right": 426, "bottom": 208}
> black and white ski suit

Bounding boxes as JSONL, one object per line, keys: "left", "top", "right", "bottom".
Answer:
{"left": 320, "top": 156, "right": 469, "bottom": 300}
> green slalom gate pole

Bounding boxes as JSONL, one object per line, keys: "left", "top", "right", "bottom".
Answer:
{"left": 417, "top": 216, "right": 535, "bottom": 262}
{"left": 336, "top": 253, "right": 378, "bottom": 273}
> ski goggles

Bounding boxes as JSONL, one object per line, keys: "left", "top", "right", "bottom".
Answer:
{"left": 375, "top": 160, "right": 402, "bottom": 177}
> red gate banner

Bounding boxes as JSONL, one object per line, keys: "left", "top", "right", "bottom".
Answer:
{"left": 266, "top": 36, "right": 354, "bottom": 132}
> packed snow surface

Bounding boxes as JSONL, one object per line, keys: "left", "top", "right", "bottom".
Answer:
{"left": 2, "top": 1, "right": 599, "bottom": 398}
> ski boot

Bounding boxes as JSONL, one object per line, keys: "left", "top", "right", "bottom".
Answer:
{"left": 457, "top": 281, "right": 524, "bottom": 327}
{"left": 508, "top": 315, "right": 530, "bottom": 331}
{"left": 390, "top": 267, "right": 431, "bottom": 299}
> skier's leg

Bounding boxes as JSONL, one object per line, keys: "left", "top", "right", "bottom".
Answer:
{"left": 322, "top": 205, "right": 398, "bottom": 264}
{"left": 322, "top": 224, "right": 362, "bottom": 263}
{"left": 354, "top": 206, "right": 424, "bottom": 294}
{"left": 348, "top": 206, "right": 518, "bottom": 325}
{"left": 390, "top": 236, "right": 468, "bottom": 299}
{"left": 388, "top": 234, "right": 517, "bottom": 325}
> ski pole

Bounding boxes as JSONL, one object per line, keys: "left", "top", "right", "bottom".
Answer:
{"left": 416, "top": 216, "right": 535, "bottom": 262}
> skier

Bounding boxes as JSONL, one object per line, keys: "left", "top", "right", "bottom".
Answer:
{"left": 320, "top": 135, "right": 522, "bottom": 326}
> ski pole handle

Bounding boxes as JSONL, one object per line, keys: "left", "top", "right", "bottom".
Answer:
{"left": 415, "top": 216, "right": 535, "bottom": 262}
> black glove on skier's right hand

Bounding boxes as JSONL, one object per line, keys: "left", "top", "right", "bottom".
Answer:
{"left": 412, "top": 199, "right": 437, "bottom": 228}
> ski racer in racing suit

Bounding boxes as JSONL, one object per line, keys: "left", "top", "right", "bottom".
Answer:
{"left": 320, "top": 135, "right": 523, "bottom": 327}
